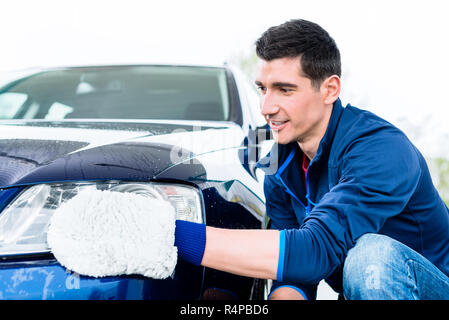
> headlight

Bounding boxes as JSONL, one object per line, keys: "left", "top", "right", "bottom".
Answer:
{"left": 0, "top": 181, "right": 203, "bottom": 256}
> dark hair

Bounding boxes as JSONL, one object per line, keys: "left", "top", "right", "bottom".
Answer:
{"left": 255, "top": 19, "right": 341, "bottom": 89}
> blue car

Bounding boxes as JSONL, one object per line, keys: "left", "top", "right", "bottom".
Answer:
{"left": 0, "top": 65, "right": 273, "bottom": 300}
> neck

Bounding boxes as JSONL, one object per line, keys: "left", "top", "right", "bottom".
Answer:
{"left": 297, "top": 105, "right": 333, "bottom": 160}
{"left": 298, "top": 137, "right": 321, "bottom": 161}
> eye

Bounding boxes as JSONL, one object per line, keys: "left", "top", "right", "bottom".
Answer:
{"left": 257, "top": 86, "right": 267, "bottom": 94}
{"left": 280, "top": 87, "right": 292, "bottom": 93}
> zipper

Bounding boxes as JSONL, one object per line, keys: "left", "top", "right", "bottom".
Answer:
{"left": 305, "top": 161, "right": 318, "bottom": 215}
{"left": 274, "top": 148, "right": 308, "bottom": 213}
{"left": 276, "top": 173, "right": 307, "bottom": 211}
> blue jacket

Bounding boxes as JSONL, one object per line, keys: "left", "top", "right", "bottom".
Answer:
{"left": 260, "top": 98, "right": 449, "bottom": 299}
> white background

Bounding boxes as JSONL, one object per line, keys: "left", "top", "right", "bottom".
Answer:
{"left": 2, "top": 0, "right": 449, "bottom": 158}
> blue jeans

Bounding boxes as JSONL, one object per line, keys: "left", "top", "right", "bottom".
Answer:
{"left": 343, "top": 233, "right": 449, "bottom": 300}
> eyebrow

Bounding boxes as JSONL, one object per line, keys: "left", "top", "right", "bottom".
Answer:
{"left": 254, "top": 81, "right": 298, "bottom": 89}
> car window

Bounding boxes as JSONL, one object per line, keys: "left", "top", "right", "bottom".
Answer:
{"left": 0, "top": 66, "right": 230, "bottom": 121}
{"left": 0, "top": 92, "right": 28, "bottom": 118}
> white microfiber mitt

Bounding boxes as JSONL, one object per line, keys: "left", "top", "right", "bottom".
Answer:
{"left": 47, "top": 189, "right": 177, "bottom": 279}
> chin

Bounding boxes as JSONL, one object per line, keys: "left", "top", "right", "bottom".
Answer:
{"left": 273, "top": 134, "right": 294, "bottom": 145}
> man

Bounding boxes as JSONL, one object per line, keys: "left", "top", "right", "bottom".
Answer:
{"left": 175, "top": 19, "right": 449, "bottom": 300}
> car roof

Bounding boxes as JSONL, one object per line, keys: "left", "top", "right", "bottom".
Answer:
{"left": 21, "top": 63, "right": 228, "bottom": 72}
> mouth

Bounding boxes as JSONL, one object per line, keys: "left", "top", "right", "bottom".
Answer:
{"left": 268, "top": 120, "right": 289, "bottom": 131}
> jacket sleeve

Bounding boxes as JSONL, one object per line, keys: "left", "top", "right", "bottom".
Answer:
{"left": 264, "top": 175, "right": 319, "bottom": 299}
{"left": 279, "top": 132, "right": 422, "bottom": 284}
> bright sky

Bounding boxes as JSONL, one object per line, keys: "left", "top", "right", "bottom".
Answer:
{"left": 2, "top": 0, "right": 449, "bottom": 157}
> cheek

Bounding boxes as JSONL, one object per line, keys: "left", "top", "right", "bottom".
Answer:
{"left": 287, "top": 94, "right": 321, "bottom": 123}
{"left": 284, "top": 101, "right": 306, "bottom": 125}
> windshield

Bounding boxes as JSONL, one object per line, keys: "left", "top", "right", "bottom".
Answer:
{"left": 0, "top": 66, "right": 230, "bottom": 121}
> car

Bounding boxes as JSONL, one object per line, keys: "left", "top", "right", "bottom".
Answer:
{"left": 0, "top": 64, "right": 275, "bottom": 300}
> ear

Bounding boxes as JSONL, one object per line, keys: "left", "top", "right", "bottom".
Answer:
{"left": 321, "top": 75, "right": 341, "bottom": 105}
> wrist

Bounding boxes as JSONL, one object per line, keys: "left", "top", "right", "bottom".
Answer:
{"left": 174, "top": 220, "right": 206, "bottom": 266}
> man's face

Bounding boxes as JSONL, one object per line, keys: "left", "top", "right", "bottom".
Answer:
{"left": 255, "top": 57, "right": 329, "bottom": 145}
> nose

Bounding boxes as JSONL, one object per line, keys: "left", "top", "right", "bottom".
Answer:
{"left": 260, "top": 92, "right": 280, "bottom": 117}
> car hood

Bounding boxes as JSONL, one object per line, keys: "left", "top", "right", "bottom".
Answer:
{"left": 0, "top": 120, "right": 245, "bottom": 188}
